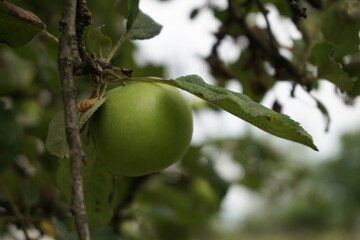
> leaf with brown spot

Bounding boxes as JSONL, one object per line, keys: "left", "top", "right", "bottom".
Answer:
{"left": 169, "top": 75, "right": 318, "bottom": 151}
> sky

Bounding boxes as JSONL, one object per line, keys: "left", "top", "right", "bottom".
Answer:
{"left": 136, "top": 0, "right": 360, "bottom": 223}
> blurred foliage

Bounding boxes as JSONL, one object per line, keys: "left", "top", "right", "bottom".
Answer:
{"left": 0, "top": 0, "right": 360, "bottom": 239}
{"left": 235, "top": 131, "right": 360, "bottom": 239}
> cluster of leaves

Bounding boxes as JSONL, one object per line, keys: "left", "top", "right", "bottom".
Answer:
{"left": 0, "top": 0, "right": 359, "bottom": 239}
{"left": 191, "top": 0, "right": 360, "bottom": 127}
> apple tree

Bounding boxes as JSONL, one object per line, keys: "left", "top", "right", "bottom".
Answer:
{"left": 0, "top": 0, "right": 359, "bottom": 239}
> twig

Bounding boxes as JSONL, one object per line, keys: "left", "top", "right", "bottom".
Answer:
{"left": 227, "top": 1, "right": 305, "bottom": 84}
{"left": 58, "top": 0, "right": 91, "bottom": 240}
{"left": 286, "top": 0, "right": 307, "bottom": 18}
{"left": 0, "top": 185, "right": 31, "bottom": 240}
{"left": 106, "top": 32, "right": 130, "bottom": 63}
{"left": 254, "top": 0, "right": 277, "bottom": 47}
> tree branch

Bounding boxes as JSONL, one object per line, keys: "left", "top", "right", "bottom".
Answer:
{"left": 58, "top": 0, "right": 91, "bottom": 239}
{"left": 254, "top": 0, "right": 277, "bottom": 47}
{"left": 286, "top": 0, "right": 307, "bottom": 18}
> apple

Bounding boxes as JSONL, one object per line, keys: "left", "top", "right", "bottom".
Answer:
{"left": 90, "top": 82, "right": 193, "bottom": 176}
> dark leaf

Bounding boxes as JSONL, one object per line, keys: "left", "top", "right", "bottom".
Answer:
{"left": 0, "top": 0, "right": 46, "bottom": 47}
{"left": 310, "top": 41, "right": 354, "bottom": 92}
{"left": 0, "top": 101, "right": 23, "bottom": 170}
{"left": 311, "top": 95, "right": 330, "bottom": 132}
{"left": 83, "top": 146, "right": 114, "bottom": 227}
{"left": 321, "top": 1, "right": 360, "bottom": 58}
{"left": 126, "top": 0, "right": 140, "bottom": 31}
{"left": 56, "top": 145, "right": 114, "bottom": 227}
{"left": 128, "top": 11, "right": 162, "bottom": 40}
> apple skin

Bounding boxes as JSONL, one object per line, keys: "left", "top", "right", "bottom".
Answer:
{"left": 90, "top": 82, "right": 193, "bottom": 176}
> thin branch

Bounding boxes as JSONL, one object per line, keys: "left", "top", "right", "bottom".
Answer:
{"left": 286, "top": 0, "right": 307, "bottom": 18}
{"left": 106, "top": 32, "right": 129, "bottom": 63}
{"left": 58, "top": 0, "right": 91, "bottom": 239}
{"left": 227, "top": 1, "right": 306, "bottom": 85}
{"left": 0, "top": 185, "right": 31, "bottom": 240}
{"left": 254, "top": 0, "right": 277, "bottom": 47}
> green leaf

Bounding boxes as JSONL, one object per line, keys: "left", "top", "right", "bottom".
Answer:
{"left": 126, "top": 0, "right": 140, "bottom": 31}
{"left": 45, "top": 111, "right": 69, "bottom": 159}
{"left": 181, "top": 146, "right": 229, "bottom": 200}
{"left": 56, "top": 146, "right": 114, "bottom": 227}
{"left": 343, "top": 54, "right": 360, "bottom": 98}
{"left": 53, "top": 220, "right": 77, "bottom": 240}
{"left": 78, "top": 97, "right": 106, "bottom": 130}
{"left": 170, "top": 75, "right": 318, "bottom": 150}
{"left": 84, "top": 26, "right": 112, "bottom": 58}
{"left": 310, "top": 41, "right": 354, "bottom": 92}
{"left": 55, "top": 158, "right": 71, "bottom": 201}
{"left": 0, "top": 0, "right": 46, "bottom": 47}
{"left": 92, "top": 227, "right": 119, "bottom": 240}
{"left": 46, "top": 98, "right": 106, "bottom": 158}
{"left": 321, "top": 0, "right": 360, "bottom": 58}
{"left": 128, "top": 11, "right": 162, "bottom": 40}
{"left": 0, "top": 48, "right": 35, "bottom": 95}
{"left": 311, "top": 95, "right": 330, "bottom": 132}
{"left": 0, "top": 101, "right": 23, "bottom": 170}
{"left": 83, "top": 146, "right": 114, "bottom": 227}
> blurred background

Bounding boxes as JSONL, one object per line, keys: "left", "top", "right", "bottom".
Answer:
{"left": 1, "top": 0, "right": 360, "bottom": 239}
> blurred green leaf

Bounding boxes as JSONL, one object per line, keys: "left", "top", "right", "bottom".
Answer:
{"left": 22, "top": 178, "right": 40, "bottom": 206}
{"left": 0, "top": 101, "right": 23, "bottom": 170}
{"left": 170, "top": 75, "right": 318, "bottom": 151}
{"left": 83, "top": 146, "right": 114, "bottom": 227}
{"left": 136, "top": 174, "right": 221, "bottom": 240}
{"left": 84, "top": 26, "right": 112, "bottom": 58}
{"left": 182, "top": 146, "right": 229, "bottom": 200}
{"left": 56, "top": 145, "right": 114, "bottom": 227}
{"left": 343, "top": 54, "right": 360, "bottom": 98}
{"left": 91, "top": 226, "right": 119, "bottom": 240}
{"left": 264, "top": 0, "right": 292, "bottom": 17}
{"left": 55, "top": 158, "right": 71, "bottom": 201}
{"left": 0, "top": 167, "right": 22, "bottom": 203}
{"left": 128, "top": 11, "right": 162, "bottom": 40}
{"left": 140, "top": 182, "right": 193, "bottom": 223}
{"left": 0, "top": 48, "right": 35, "bottom": 95}
{"left": 45, "top": 111, "right": 69, "bottom": 159}
{"left": 310, "top": 41, "right": 354, "bottom": 92}
{"left": 231, "top": 137, "right": 283, "bottom": 190}
{"left": 321, "top": 0, "right": 360, "bottom": 58}
{"left": 312, "top": 96, "right": 330, "bottom": 132}
{"left": 0, "top": 0, "right": 46, "bottom": 47}
{"left": 53, "top": 219, "right": 77, "bottom": 240}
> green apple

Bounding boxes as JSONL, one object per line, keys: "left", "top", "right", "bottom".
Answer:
{"left": 90, "top": 82, "right": 193, "bottom": 176}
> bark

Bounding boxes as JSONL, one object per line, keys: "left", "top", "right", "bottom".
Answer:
{"left": 58, "top": 0, "right": 91, "bottom": 239}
